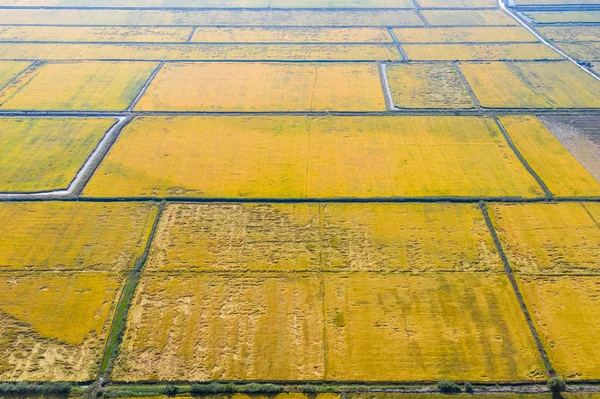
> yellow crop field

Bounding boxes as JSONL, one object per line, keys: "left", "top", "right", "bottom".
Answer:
{"left": 403, "top": 43, "right": 560, "bottom": 61}
{"left": 417, "top": 0, "right": 498, "bottom": 6}
{"left": 0, "top": 118, "right": 115, "bottom": 192}
{"left": 269, "top": 0, "right": 415, "bottom": 7}
{"left": 324, "top": 273, "right": 544, "bottom": 381}
{"left": 112, "top": 274, "right": 325, "bottom": 381}
{"left": 0, "top": 0, "right": 271, "bottom": 6}
{"left": 0, "top": 61, "right": 158, "bottom": 111}
{"left": 84, "top": 116, "right": 542, "bottom": 198}
{"left": 0, "top": 60, "right": 30, "bottom": 87}
{"left": 488, "top": 203, "right": 600, "bottom": 274}
{"left": 555, "top": 42, "right": 600, "bottom": 61}
{"left": 191, "top": 27, "right": 392, "bottom": 43}
{"left": 146, "top": 203, "right": 501, "bottom": 273}
{"left": 518, "top": 276, "right": 600, "bottom": 379}
{"left": 351, "top": 395, "right": 556, "bottom": 399}
{"left": 523, "top": 11, "right": 600, "bottom": 24}
{"left": 386, "top": 62, "right": 475, "bottom": 108}
{"left": 392, "top": 27, "right": 537, "bottom": 43}
{"left": 539, "top": 26, "right": 600, "bottom": 42}
{"left": 0, "top": 202, "right": 157, "bottom": 271}
{"left": 0, "top": 26, "right": 193, "bottom": 42}
{"left": 0, "top": 272, "right": 122, "bottom": 381}
{"left": 420, "top": 10, "right": 519, "bottom": 26}
{"left": 135, "top": 63, "right": 386, "bottom": 112}
{"left": 499, "top": 116, "right": 600, "bottom": 196}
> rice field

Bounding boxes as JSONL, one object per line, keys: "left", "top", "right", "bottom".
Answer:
{"left": 190, "top": 27, "right": 392, "bottom": 43}
{"left": 523, "top": 11, "right": 600, "bottom": 24}
{"left": 0, "top": 26, "right": 193, "bottom": 42}
{"left": 420, "top": 10, "right": 519, "bottom": 26}
{"left": 555, "top": 42, "right": 600, "bottom": 62}
{"left": 391, "top": 27, "right": 537, "bottom": 43}
{"left": 0, "top": 0, "right": 416, "bottom": 6}
{"left": 417, "top": 0, "right": 498, "bottom": 7}
{"left": 403, "top": 43, "right": 560, "bottom": 61}
{"left": 538, "top": 26, "right": 600, "bottom": 42}
{"left": 0, "top": 61, "right": 30, "bottom": 87}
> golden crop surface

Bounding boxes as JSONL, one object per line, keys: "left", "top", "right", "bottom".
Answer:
{"left": 523, "top": 11, "right": 600, "bottom": 23}
{"left": 0, "top": 202, "right": 157, "bottom": 271}
{"left": 0, "top": 118, "right": 115, "bottom": 192}
{"left": 556, "top": 42, "right": 600, "bottom": 62}
{"left": 539, "top": 26, "right": 600, "bottom": 42}
{"left": 403, "top": 43, "right": 560, "bottom": 61}
{"left": 420, "top": 10, "right": 519, "bottom": 26}
{"left": 500, "top": 116, "right": 600, "bottom": 196}
{"left": 386, "top": 63, "right": 475, "bottom": 108}
{"left": 135, "top": 63, "right": 386, "bottom": 112}
{"left": 0, "top": 26, "right": 193, "bottom": 42}
{"left": 0, "top": 0, "right": 415, "bottom": 6}
{"left": 0, "top": 61, "right": 158, "bottom": 111}
{"left": 191, "top": 27, "right": 392, "bottom": 43}
{"left": 0, "top": 272, "right": 122, "bottom": 381}
{"left": 392, "top": 27, "right": 537, "bottom": 43}
{"left": 351, "top": 394, "right": 598, "bottom": 399}
{"left": 518, "top": 276, "right": 600, "bottom": 379}
{"left": 146, "top": 203, "right": 502, "bottom": 273}
{"left": 83, "top": 116, "right": 542, "bottom": 198}
{"left": 459, "top": 61, "right": 600, "bottom": 108}
{"left": 489, "top": 203, "right": 600, "bottom": 274}
{"left": 0, "top": 60, "right": 30, "bottom": 87}
{"left": 417, "top": 0, "right": 497, "bottom": 6}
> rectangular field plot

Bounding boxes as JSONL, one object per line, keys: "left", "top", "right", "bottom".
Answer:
{"left": 500, "top": 116, "right": 600, "bottom": 196}
{"left": 135, "top": 63, "right": 386, "bottom": 112}
{"left": 392, "top": 27, "right": 537, "bottom": 43}
{"left": 458, "top": 61, "right": 600, "bottom": 108}
{"left": 0, "top": 61, "right": 30, "bottom": 87}
{"left": 0, "top": 272, "right": 123, "bottom": 381}
{"left": 0, "top": 61, "right": 158, "bottom": 111}
{"left": 518, "top": 276, "right": 600, "bottom": 380}
{"left": 269, "top": 0, "right": 415, "bottom": 7}
{"left": 523, "top": 11, "right": 600, "bottom": 24}
{"left": 538, "top": 26, "right": 600, "bottom": 42}
{"left": 191, "top": 27, "right": 392, "bottom": 43}
{"left": 0, "top": 26, "right": 193, "bottom": 43}
{"left": 0, "top": 0, "right": 414, "bottom": 6}
{"left": 403, "top": 43, "right": 560, "bottom": 61}
{"left": 0, "top": 202, "right": 157, "bottom": 271}
{"left": 417, "top": 0, "right": 498, "bottom": 6}
{"left": 489, "top": 203, "right": 600, "bottom": 274}
{"left": 83, "top": 116, "right": 543, "bottom": 198}
{"left": 146, "top": 203, "right": 502, "bottom": 273}
{"left": 555, "top": 42, "right": 600, "bottom": 62}
{"left": 385, "top": 62, "right": 475, "bottom": 108}
{"left": 420, "top": 10, "right": 518, "bottom": 26}
{"left": 0, "top": 118, "right": 116, "bottom": 193}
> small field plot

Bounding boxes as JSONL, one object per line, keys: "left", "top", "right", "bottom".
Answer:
{"left": 404, "top": 43, "right": 559, "bottom": 61}
{"left": 523, "top": 11, "right": 600, "bottom": 24}
{"left": 385, "top": 62, "right": 475, "bottom": 108}
{"left": 392, "top": 27, "right": 537, "bottom": 43}
{"left": 0, "top": 118, "right": 115, "bottom": 193}
{"left": 0, "top": 272, "right": 122, "bottom": 381}
{"left": 145, "top": 203, "right": 501, "bottom": 273}
{"left": 538, "top": 26, "right": 600, "bottom": 42}
{"left": 0, "top": 0, "right": 271, "bottom": 6}
{"left": 83, "top": 116, "right": 543, "bottom": 198}
{"left": 0, "top": 26, "right": 192, "bottom": 42}
{"left": 420, "top": 10, "right": 518, "bottom": 26}
{"left": 500, "top": 116, "right": 600, "bottom": 196}
{"left": 351, "top": 394, "right": 593, "bottom": 399}
{"left": 555, "top": 42, "right": 600, "bottom": 62}
{"left": 112, "top": 274, "right": 325, "bottom": 381}
{"left": 459, "top": 61, "right": 600, "bottom": 108}
{"left": 0, "top": 202, "right": 157, "bottom": 271}
{"left": 0, "top": 61, "right": 158, "bottom": 111}
{"left": 324, "top": 273, "right": 545, "bottom": 381}
{"left": 489, "top": 203, "right": 600, "bottom": 274}
{"left": 417, "top": 0, "right": 498, "bottom": 7}
{"left": 0, "top": 61, "right": 30, "bottom": 87}
{"left": 518, "top": 275, "right": 600, "bottom": 379}
{"left": 191, "top": 27, "right": 391, "bottom": 43}
{"left": 269, "top": 0, "right": 415, "bottom": 7}
{"left": 135, "top": 62, "right": 386, "bottom": 112}
{"left": 517, "top": 0, "right": 600, "bottom": 4}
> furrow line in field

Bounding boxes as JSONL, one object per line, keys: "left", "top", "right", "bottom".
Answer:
{"left": 127, "top": 61, "right": 164, "bottom": 111}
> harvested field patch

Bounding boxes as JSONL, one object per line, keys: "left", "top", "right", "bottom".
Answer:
{"left": 0, "top": 118, "right": 115, "bottom": 193}
{"left": 112, "top": 274, "right": 325, "bottom": 381}
{"left": 538, "top": 26, "right": 600, "bottom": 42}
{"left": 0, "top": 61, "right": 158, "bottom": 111}
{"left": 191, "top": 27, "right": 392, "bottom": 43}
{"left": 0, "top": 202, "right": 157, "bottom": 271}
{"left": 324, "top": 273, "right": 545, "bottom": 381}
{"left": 500, "top": 116, "right": 600, "bottom": 196}
{"left": 0, "top": 26, "right": 193, "bottom": 43}
{"left": 0, "top": 0, "right": 272, "bottom": 6}
{"left": 146, "top": 203, "right": 501, "bottom": 273}
{"left": 0, "top": 61, "right": 30, "bottom": 87}
{"left": 392, "top": 27, "right": 537, "bottom": 43}
{"left": 518, "top": 275, "right": 600, "bottom": 379}
{"left": 84, "top": 116, "right": 543, "bottom": 198}
{"left": 0, "top": 272, "right": 122, "bottom": 381}
{"left": 488, "top": 202, "right": 600, "bottom": 274}
{"left": 420, "top": 10, "right": 518, "bottom": 26}
{"left": 517, "top": 0, "right": 600, "bottom": 4}
{"left": 135, "top": 62, "right": 386, "bottom": 112}
{"left": 385, "top": 62, "right": 475, "bottom": 108}
{"left": 403, "top": 43, "right": 560, "bottom": 61}
{"left": 269, "top": 0, "right": 415, "bottom": 7}
{"left": 524, "top": 11, "right": 600, "bottom": 24}
{"left": 417, "top": 0, "right": 498, "bottom": 7}
{"left": 555, "top": 41, "right": 600, "bottom": 61}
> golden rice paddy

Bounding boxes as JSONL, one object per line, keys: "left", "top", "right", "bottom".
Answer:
{"left": 420, "top": 10, "right": 519, "bottom": 26}
{"left": 403, "top": 44, "right": 560, "bottom": 61}
{"left": 0, "top": 26, "right": 193, "bottom": 42}
{"left": 191, "top": 27, "right": 392, "bottom": 43}
{"left": 391, "top": 27, "right": 537, "bottom": 43}
{"left": 0, "top": 60, "right": 30, "bottom": 87}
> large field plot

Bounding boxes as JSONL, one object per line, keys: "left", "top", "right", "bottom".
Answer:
{"left": 0, "top": 118, "right": 116, "bottom": 193}
{"left": 555, "top": 42, "right": 600, "bottom": 62}
{"left": 518, "top": 276, "right": 600, "bottom": 380}
{"left": 403, "top": 43, "right": 560, "bottom": 61}
{"left": 146, "top": 203, "right": 501, "bottom": 273}
{"left": 0, "top": 272, "right": 123, "bottom": 381}
{"left": 269, "top": 0, "right": 415, "bottom": 7}
{"left": 392, "top": 27, "right": 537, "bottom": 43}
{"left": 0, "top": 26, "right": 193, "bottom": 43}
{"left": 458, "top": 61, "right": 600, "bottom": 108}
{"left": 488, "top": 203, "right": 600, "bottom": 274}
{"left": 0, "top": 61, "right": 30, "bottom": 87}
{"left": 83, "top": 116, "right": 543, "bottom": 198}
{"left": 420, "top": 10, "right": 518, "bottom": 26}
{"left": 0, "top": 61, "right": 158, "bottom": 111}
{"left": 500, "top": 116, "right": 600, "bottom": 196}
{"left": 134, "top": 63, "right": 386, "bottom": 112}
{"left": 0, "top": 0, "right": 414, "bottom": 6}
{"left": 191, "top": 27, "right": 392, "bottom": 43}
{"left": 417, "top": 0, "right": 498, "bottom": 7}
{"left": 0, "top": 202, "right": 157, "bottom": 271}
{"left": 523, "top": 11, "right": 600, "bottom": 24}
{"left": 538, "top": 26, "right": 600, "bottom": 42}
{"left": 385, "top": 63, "right": 475, "bottom": 108}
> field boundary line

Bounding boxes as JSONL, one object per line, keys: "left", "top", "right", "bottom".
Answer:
{"left": 127, "top": 61, "right": 164, "bottom": 112}
{"left": 414, "top": 9, "right": 431, "bottom": 26}
{"left": 186, "top": 26, "right": 196, "bottom": 42}
{"left": 581, "top": 203, "right": 600, "bottom": 230}
{"left": 478, "top": 201, "right": 556, "bottom": 378}
{"left": 378, "top": 62, "right": 397, "bottom": 111}
{"left": 453, "top": 61, "right": 482, "bottom": 108}
{"left": 494, "top": 117, "right": 553, "bottom": 198}
{"left": 387, "top": 27, "right": 408, "bottom": 60}
{"left": 0, "top": 60, "right": 43, "bottom": 93}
